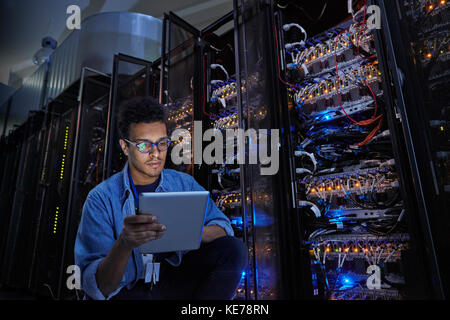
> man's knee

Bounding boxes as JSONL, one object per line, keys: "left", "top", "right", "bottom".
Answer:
{"left": 210, "top": 236, "right": 248, "bottom": 270}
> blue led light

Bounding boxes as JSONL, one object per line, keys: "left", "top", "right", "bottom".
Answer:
{"left": 338, "top": 275, "right": 356, "bottom": 290}
{"left": 253, "top": 208, "right": 275, "bottom": 227}
{"left": 231, "top": 217, "right": 243, "bottom": 227}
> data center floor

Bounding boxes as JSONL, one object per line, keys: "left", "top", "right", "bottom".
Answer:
{"left": 0, "top": 285, "right": 37, "bottom": 300}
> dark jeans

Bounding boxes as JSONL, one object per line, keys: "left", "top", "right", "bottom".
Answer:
{"left": 110, "top": 236, "right": 248, "bottom": 300}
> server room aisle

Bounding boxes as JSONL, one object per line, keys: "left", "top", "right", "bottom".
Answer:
{"left": 0, "top": 286, "right": 37, "bottom": 300}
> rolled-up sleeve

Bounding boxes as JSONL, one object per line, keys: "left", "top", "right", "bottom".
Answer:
{"left": 189, "top": 177, "right": 234, "bottom": 237}
{"left": 74, "top": 191, "right": 127, "bottom": 300}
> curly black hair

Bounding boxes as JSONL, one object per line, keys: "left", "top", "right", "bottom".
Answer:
{"left": 117, "top": 96, "right": 168, "bottom": 139}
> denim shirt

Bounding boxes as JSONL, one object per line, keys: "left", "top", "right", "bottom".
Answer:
{"left": 74, "top": 162, "right": 234, "bottom": 300}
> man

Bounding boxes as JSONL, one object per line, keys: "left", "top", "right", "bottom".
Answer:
{"left": 74, "top": 97, "right": 248, "bottom": 300}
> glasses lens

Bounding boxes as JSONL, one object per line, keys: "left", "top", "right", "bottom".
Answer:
{"left": 136, "top": 142, "right": 152, "bottom": 153}
{"left": 157, "top": 139, "right": 170, "bottom": 151}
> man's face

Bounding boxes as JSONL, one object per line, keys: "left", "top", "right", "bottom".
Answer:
{"left": 119, "top": 121, "right": 168, "bottom": 181}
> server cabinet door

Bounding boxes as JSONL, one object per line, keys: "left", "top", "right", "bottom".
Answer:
{"left": 0, "top": 112, "right": 45, "bottom": 289}
{"left": 200, "top": 11, "right": 253, "bottom": 300}
{"left": 233, "top": 0, "right": 296, "bottom": 299}
{"left": 57, "top": 68, "right": 111, "bottom": 299}
{"left": 376, "top": 0, "right": 450, "bottom": 299}
{"left": 103, "top": 54, "right": 152, "bottom": 179}
{"left": 30, "top": 101, "right": 79, "bottom": 298}
{"left": 0, "top": 128, "right": 26, "bottom": 284}
{"left": 160, "top": 12, "right": 201, "bottom": 177}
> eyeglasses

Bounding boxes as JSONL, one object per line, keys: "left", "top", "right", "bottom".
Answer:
{"left": 123, "top": 138, "right": 171, "bottom": 153}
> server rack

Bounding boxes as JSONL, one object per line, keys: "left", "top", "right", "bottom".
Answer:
{"left": 159, "top": 10, "right": 254, "bottom": 299}
{"left": 0, "top": 128, "right": 23, "bottom": 284}
{"left": 28, "top": 82, "right": 80, "bottom": 298}
{"left": 57, "top": 68, "right": 111, "bottom": 299}
{"left": 161, "top": 6, "right": 300, "bottom": 299}
{"left": 201, "top": 12, "right": 252, "bottom": 299}
{"left": 0, "top": 112, "right": 45, "bottom": 289}
{"left": 0, "top": 126, "right": 27, "bottom": 274}
{"left": 271, "top": 0, "right": 450, "bottom": 299}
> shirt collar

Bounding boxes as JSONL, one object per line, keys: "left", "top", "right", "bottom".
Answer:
{"left": 121, "top": 161, "right": 167, "bottom": 198}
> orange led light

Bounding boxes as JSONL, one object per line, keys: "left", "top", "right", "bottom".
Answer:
{"left": 441, "top": 0, "right": 446, "bottom": 5}
{"left": 429, "top": 4, "right": 434, "bottom": 10}
{"left": 354, "top": 248, "right": 359, "bottom": 253}
{"left": 311, "top": 188, "right": 316, "bottom": 193}
{"left": 426, "top": 53, "right": 433, "bottom": 59}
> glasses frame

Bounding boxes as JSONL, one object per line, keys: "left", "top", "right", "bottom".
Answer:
{"left": 123, "top": 137, "right": 172, "bottom": 154}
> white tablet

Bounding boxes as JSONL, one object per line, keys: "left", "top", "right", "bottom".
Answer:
{"left": 137, "top": 191, "right": 209, "bottom": 254}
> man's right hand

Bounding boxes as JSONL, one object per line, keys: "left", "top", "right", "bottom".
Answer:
{"left": 118, "top": 214, "right": 166, "bottom": 251}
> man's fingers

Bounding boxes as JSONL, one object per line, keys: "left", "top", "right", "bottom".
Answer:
{"left": 124, "top": 214, "right": 157, "bottom": 224}
{"left": 128, "top": 223, "right": 166, "bottom": 233}
{"left": 134, "top": 230, "right": 165, "bottom": 241}
{"left": 131, "top": 228, "right": 166, "bottom": 238}
{"left": 122, "top": 215, "right": 166, "bottom": 247}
